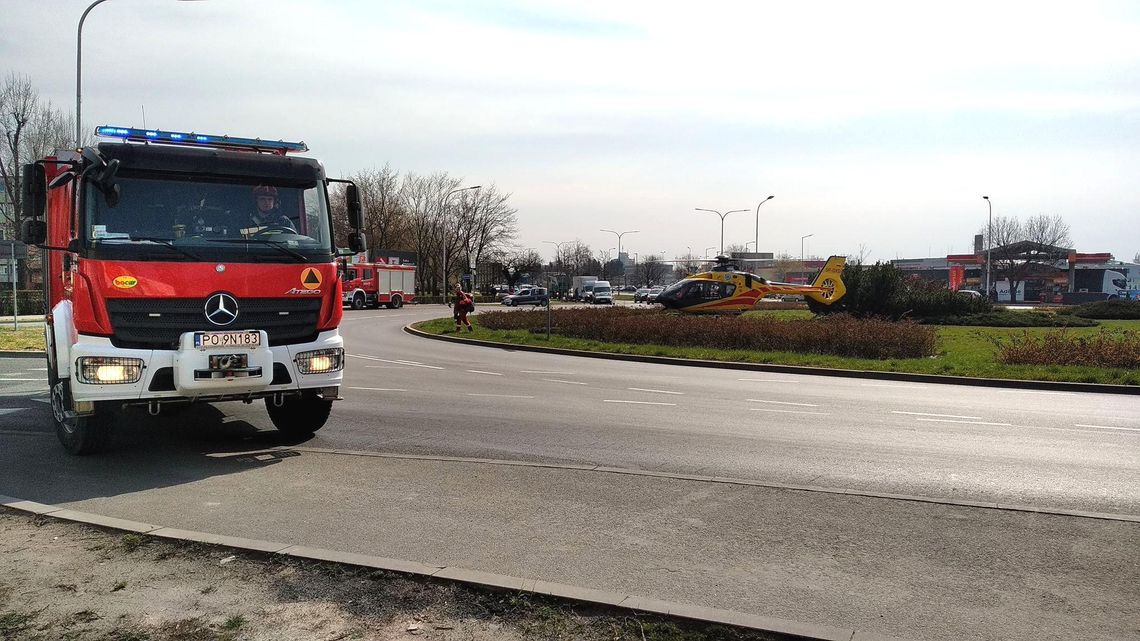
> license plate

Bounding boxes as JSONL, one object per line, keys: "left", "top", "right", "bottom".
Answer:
{"left": 194, "top": 331, "right": 261, "bottom": 349}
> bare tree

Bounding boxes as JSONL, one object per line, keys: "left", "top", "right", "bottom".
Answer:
{"left": 980, "top": 214, "right": 1072, "bottom": 301}
{"left": 558, "top": 240, "right": 595, "bottom": 276}
{"left": 772, "top": 252, "right": 798, "bottom": 281}
{"left": 401, "top": 172, "right": 459, "bottom": 295}
{"left": 596, "top": 249, "right": 614, "bottom": 280}
{"left": 456, "top": 184, "right": 517, "bottom": 276}
{"left": 1134, "top": 252, "right": 1140, "bottom": 264}
{"left": 352, "top": 164, "right": 408, "bottom": 254}
{"left": 849, "top": 243, "right": 872, "bottom": 266}
{"left": 636, "top": 254, "right": 668, "bottom": 286}
{"left": 496, "top": 247, "right": 543, "bottom": 289}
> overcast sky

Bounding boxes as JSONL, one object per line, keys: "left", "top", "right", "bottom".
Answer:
{"left": 4, "top": 0, "right": 1139, "bottom": 262}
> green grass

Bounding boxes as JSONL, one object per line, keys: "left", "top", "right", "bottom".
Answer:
{"left": 0, "top": 327, "right": 43, "bottom": 351}
{"left": 418, "top": 315, "right": 1140, "bottom": 386}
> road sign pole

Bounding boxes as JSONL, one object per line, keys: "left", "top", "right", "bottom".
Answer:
{"left": 10, "top": 241, "right": 17, "bottom": 329}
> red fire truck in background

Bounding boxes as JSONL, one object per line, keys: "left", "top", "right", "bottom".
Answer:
{"left": 340, "top": 260, "right": 416, "bottom": 309}
{"left": 19, "top": 126, "right": 367, "bottom": 454}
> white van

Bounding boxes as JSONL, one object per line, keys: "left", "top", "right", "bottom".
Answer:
{"left": 591, "top": 280, "right": 614, "bottom": 305}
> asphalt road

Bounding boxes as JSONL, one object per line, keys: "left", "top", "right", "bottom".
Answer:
{"left": 2, "top": 306, "right": 1138, "bottom": 641}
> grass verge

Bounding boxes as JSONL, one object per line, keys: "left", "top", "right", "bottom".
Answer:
{"left": 0, "top": 327, "right": 43, "bottom": 351}
{"left": 416, "top": 314, "right": 1140, "bottom": 386}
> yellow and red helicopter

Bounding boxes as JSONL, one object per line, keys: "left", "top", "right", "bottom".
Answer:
{"left": 656, "top": 255, "right": 847, "bottom": 313}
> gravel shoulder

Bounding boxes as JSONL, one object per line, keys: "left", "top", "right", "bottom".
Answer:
{"left": 0, "top": 508, "right": 782, "bottom": 641}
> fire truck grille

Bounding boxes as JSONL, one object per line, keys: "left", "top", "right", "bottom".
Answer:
{"left": 106, "top": 297, "right": 324, "bottom": 350}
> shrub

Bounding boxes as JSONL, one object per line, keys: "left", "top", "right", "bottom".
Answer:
{"left": 478, "top": 308, "right": 937, "bottom": 359}
{"left": 921, "top": 311, "right": 1098, "bottom": 327}
{"left": 1072, "top": 299, "right": 1140, "bottom": 320}
{"left": 0, "top": 290, "right": 45, "bottom": 316}
{"left": 997, "top": 329, "right": 1140, "bottom": 369}
{"left": 806, "top": 262, "right": 992, "bottom": 320}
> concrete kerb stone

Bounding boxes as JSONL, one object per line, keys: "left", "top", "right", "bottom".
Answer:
{"left": 404, "top": 323, "right": 1140, "bottom": 395}
{"left": 0, "top": 497, "right": 880, "bottom": 641}
{"left": 0, "top": 350, "right": 42, "bottom": 358}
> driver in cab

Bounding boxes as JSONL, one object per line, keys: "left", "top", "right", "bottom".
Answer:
{"left": 243, "top": 185, "right": 296, "bottom": 237}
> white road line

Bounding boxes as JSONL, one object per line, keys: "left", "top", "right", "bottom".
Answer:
{"left": 997, "top": 389, "right": 1074, "bottom": 396}
{"left": 1075, "top": 424, "right": 1140, "bottom": 433}
{"left": 0, "top": 378, "right": 43, "bottom": 382}
{"left": 627, "top": 387, "right": 684, "bottom": 395}
{"left": 860, "top": 383, "right": 924, "bottom": 389}
{"left": 363, "top": 365, "right": 411, "bottom": 369}
{"left": 521, "top": 370, "right": 572, "bottom": 374}
{"left": 892, "top": 411, "right": 982, "bottom": 420}
{"left": 748, "top": 399, "right": 820, "bottom": 407}
{"left": 915, "top": 418, "right": 1012, "bottom": 426}
{"left": 750, "top": 408, "right": 831, "bottom": 416}
{"left": 467, "top": 393, "right": 535, "bottom": 399}
{"left": 542, "top": 378, "right": 587, "bottom": 385}
{"left": 738, "top": 378, "right": 798, "bottom": 383}
{"left": 603, "top": 400, "right": 676, "bottom": 406}
{"left": 347, "top": 387, "right": 408, "bottom": 392}
{"left": 466, "top": 370, "right": 503, "bottom": 376}
{"left": 348, "top": 355, "right": 444, "bottom": 370}
{"left": 30, "top": 368, "right": 48, "bottom": 371}
{"left": 394, "top": 359, "right": 423, "bottom": 365}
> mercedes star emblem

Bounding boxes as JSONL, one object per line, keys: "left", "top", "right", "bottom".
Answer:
{"left": 204, "top": 293, "right": 239, "bottom": 326}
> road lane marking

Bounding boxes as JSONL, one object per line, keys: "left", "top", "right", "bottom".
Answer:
{"left": 892, "top": 411, "right": 982, "bottom": 420}
{"left": 749, "top": 408, "right": 831, "bottom": 416}
{"left": 0, "top": 378, "right": 43, "bottom": 382}
{"left": 915, "top": 418, "right": 1012, "bottom": 426}
{"left": 466, "top": 370, "right": 503, "bottom": 376}
{"left": 738, "top": 378, "right": 798, "bottom": 383}
{"left": 521, "top": 370, "right": 573, "bottom": 374}
{"left": 1075, "top": 424, "right": 1140, "bottom": 433}
{"left": 860, "top": 383, "right": 925, "bottom": 389}
{"left": 347, "top": 387, "right": 408, "bottom": 392}
{"left": 467, "top": 393, "right": 535, "bottom": 399}
{"left": 348, "top": 355, "right": 444, "bottom": 370}
{"left": 748, "top": 399, "right": 820, "bottom": 407}
{"left": 0, "top": 409, "right": 28, "bottom": 416}
{"left": 542, "top": 378, "right": 587, "bottom": 385}
{"left": 364, "top": 365, "right": 411, "bottom": 369}
{"left": 603, "top": 400, "right": 676, "bottom": 406}
{"left": 627, "top": 387, "right": 684, "bottom": 395}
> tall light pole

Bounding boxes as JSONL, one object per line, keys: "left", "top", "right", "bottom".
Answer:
{"left": 440, "top": 185, "right": 480, "bottom": 299}
{"left": 800, "top": 233, "right": 814, "bottom": 282}
{"left": 754, "top": 195, "right": 774, "bottom": 254}
{"left": 704, "top": 246, "right": 716, "bottom": 259}
{"left": 77, "top": 0, "right": 206, "bottom": 146}
{"left": 982, "top": 196, "right": 992, "bottom": 297}
{"left": 543, "top": 240, "right": 571, "bottom": 296}
{"left": 695, "top": 208, "right": 747, "bottom": 257}
{"left": 600, "top": 229, "right": 637, "bottom": 287}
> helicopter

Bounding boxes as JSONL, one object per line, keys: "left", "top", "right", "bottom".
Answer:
{"left": 654, "top": 255, "right": 847, "bottom": 313}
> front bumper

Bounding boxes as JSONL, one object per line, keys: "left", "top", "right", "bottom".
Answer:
{"left": 69, "top": 329, "right": 344, "bottom": 403}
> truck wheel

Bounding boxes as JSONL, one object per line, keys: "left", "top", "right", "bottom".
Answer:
{"left": 387, "top": 296, "right": 403, "bottom": 309}
{"left": 351, "top": 293, "right": 365, "bottom": 310}
{"left": 265, "top": 392, "right": 332, "bottom": 437}
{"left": 51, "top": 380, "right": 113, "bottom": 455}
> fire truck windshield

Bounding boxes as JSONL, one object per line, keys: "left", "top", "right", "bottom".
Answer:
{"left": 83, "top": 174, "right": 334, "bottom": 263}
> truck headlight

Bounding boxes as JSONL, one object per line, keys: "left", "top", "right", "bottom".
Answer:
{"left": 295, "top": 348, "right": 344, "bottom": 374}
{"left": 77, "top": 357, "right": 144, "bottom": 384}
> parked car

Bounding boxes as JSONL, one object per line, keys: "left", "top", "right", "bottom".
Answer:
{"left": 591, "top": 281, "right": 614, "bottom": 305}
{"left": 957, "top": 289, "right": 983, "bottom": 299}
{"left": 645, "top": 286, "right": 665, "bottom": 303}
{"left": 633, "top": 287, "right": 651, "bottom": 302}
{"left": 501, "top": 287, "right": 549, "bottom": 306}
{"left": 621, "top": 285, "right": 638, "bottom": 292}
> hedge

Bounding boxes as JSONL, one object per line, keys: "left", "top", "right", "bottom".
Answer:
{"left": 997, "top": 329, "right": 1140, "bottom": 369}
{"left": 920, "top": 311, "right": 1098, "bottom": 327}
{"left": 1071, "top": 299, "right": 1140, "bottom": 320}
{"left": 0, "top": 290, "right": 45, "bottom": 316}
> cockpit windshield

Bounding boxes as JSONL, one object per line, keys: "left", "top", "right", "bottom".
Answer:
{"left": 84, "top": 173, "right": 333, "bottom": 263}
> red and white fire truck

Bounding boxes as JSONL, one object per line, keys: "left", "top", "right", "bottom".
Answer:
{"left": 19, "top": 126, "right": 367, "bottom": 454}
{"left": 340, "top": 259, "right": 416, "bottom": 309}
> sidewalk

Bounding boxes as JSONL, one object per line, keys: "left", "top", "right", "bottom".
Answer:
{"left": 1, "top": 435, "right": 1135, "bottom": 641}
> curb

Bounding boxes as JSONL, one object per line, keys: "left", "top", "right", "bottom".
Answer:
{"left": 0, "top": 495, "right": 895, "bottom": 641}
{"left": 404, "top": 324, "right": 1139, "bottom": 395}
{"left": 0, "top": 350, "right": 41, "bottom": 358}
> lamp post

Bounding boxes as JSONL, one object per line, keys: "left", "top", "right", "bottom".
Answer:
{"left": 542, "top": 240, "right": 571, "bottom": 297}
{"left": 754, "top": 195, "right": 774, "bottom": 254}
{"left": 440, "top": 185, "right": 480, "bottom": 300}
{"left": 695, "top": 208, "right": 747, "bottom": 256}
{"left": 77, "top": 0, "right": 206, "bottom": 146}
{"left": 982, "top": 196, "right": 992, "bottom": 297}
{"left": 704, "top": 246, "right": 716, "bottom": 259}
{"left": 600, "top": 229, "right": 637, "bottom": 287}
{"left": 800, "top": 233, "right": 814, "bottom": 283}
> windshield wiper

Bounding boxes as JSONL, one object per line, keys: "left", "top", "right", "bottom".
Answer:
{"left": 109, "top": 235, "right": 203, "bottom": 261}
{"left": 205, "top": 238, "right": 310, "bottom": 262}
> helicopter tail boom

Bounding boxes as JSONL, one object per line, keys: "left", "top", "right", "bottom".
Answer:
{"left": 804, "top": 255, "right": 846, "bottom": 305}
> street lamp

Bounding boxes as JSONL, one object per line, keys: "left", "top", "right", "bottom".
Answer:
{"left": 754, "top": 195, "right": 774, "bottom": 254}
{"left": 704, "top": 246, "right": 716, "bottom": 259}
{"left": 439, "top": 185, "right": 480, "bottom": 299}
{"left": 982, "top": 196, "right": 992, "bottom": 297}
{"left": 800, "top": 233, "right": 814, "bottom": 282}
{"left": 77, "top": 0, "right": 207, "bottom": 146}
{"left": 695, "top": 208, "right": 747, "bottom": 257}
{"left": 600, "top": 229, "right": 638, "bottom": 286}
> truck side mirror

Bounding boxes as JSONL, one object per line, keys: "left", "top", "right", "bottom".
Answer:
{"left": 345, "top": 184, "right": 363, "bottom": 230}
{"left": 349, "top": 231, "right": 367, "bottom": 254}
{"left": 19, "top": 219, "right": 47, "bottom": 246}
{"left": 21, "top": 163, "right": 46, "bottom": 220}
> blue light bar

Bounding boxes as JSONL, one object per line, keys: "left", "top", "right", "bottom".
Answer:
{"left": 94, "top": 125, "right": 309, "bottom": 154}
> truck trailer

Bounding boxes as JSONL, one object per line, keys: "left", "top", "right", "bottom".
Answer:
{"left": 19, "top": 126, "right": 367, "bottom": 454}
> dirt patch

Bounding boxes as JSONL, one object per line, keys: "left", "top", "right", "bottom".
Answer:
{"left": 1, "top": 508, "right": 783, "bottom": 641}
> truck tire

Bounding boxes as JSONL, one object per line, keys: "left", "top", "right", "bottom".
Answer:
{"left": 265, "top": 392, "right": 332, "bottom": 437}
{"left": 387, "top": 295, "right": 403, "bottom": 309}
{"left": 351, "top": 292, "right": 365, "bottom": 310}
{"left": 50, "top": 380, "right": 113, "bottom": 455}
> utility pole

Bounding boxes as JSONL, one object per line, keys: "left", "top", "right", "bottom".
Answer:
{"left": 754, "top": 195, "right": 774, "bottom": 254}
{"left": 983, "top": 196, "right": 992, "bottom": 298}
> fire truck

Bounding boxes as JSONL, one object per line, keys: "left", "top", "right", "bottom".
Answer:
{"left": 340, "top": 260, "right": 416, "bottom": 309}
{"left": 19, "top": 126, "right": 367, "bottom": 454}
